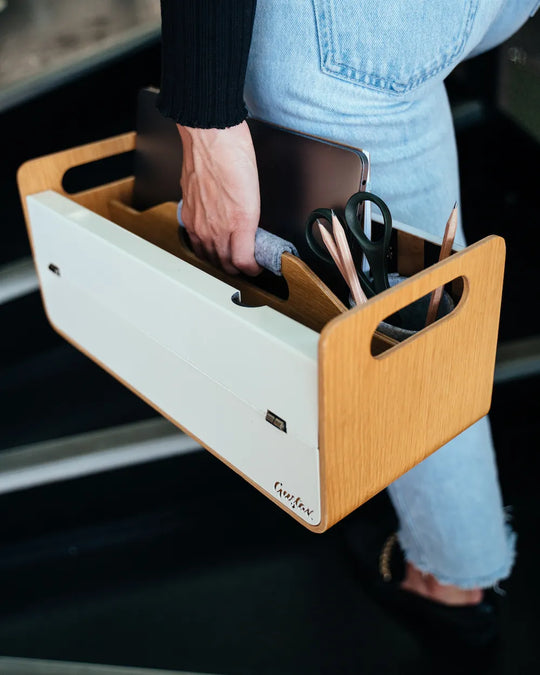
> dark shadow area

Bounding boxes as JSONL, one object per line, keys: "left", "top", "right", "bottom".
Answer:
{"left": 62, "top": 151, "right": 135, "bottom": 195}
{"left": 0, "top": 376, "right": 537, "bottom": 674}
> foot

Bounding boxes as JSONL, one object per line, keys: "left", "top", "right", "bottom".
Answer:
{"left": 400, "top": 562, "right": 484, "bottom": 606}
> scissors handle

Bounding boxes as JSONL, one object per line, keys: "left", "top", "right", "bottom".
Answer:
{"left": 345, "top": 191, "right": 393, "bottom": 295}
{"left": 305, "top": 207, "right": 376, "bottom": 300}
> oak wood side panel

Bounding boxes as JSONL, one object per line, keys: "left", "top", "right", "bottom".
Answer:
{"left": 318, "top": 236, "right": 505, "bottom": 530}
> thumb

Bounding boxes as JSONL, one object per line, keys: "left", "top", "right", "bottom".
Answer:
{"left": 230, "top": 227, "right": 263, "bottom": 277}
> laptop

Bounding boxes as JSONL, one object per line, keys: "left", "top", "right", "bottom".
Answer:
{"left": 133, "top": 87, "right": 369, "bottom": 299}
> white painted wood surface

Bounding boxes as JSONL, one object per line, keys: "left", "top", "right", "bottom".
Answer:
{"left": 26, "top": 191, "right": 322, "bottom": 525}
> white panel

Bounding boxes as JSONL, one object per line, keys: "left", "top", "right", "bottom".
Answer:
{"left": 26, "top": 193, "right": 321, "bottom": 524}
{"left": 28, "top": 192, "right": 319, "bottom": 448}
{"left": 41, "top": 279, "right": 321, "bottom": 524}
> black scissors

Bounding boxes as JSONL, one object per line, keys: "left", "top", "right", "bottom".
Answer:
{"left": 305, "top": 191, "right": 392, "bottom": 299}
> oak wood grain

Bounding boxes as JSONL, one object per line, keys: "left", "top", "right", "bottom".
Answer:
{"left": 397, "top": 230, "right": 425, "bottom": 277}
{"left": 17, "top": 132, "right": 136, "bottom": 223}
{"left": 316, "top": 235, "right": 505, "bottom": 531}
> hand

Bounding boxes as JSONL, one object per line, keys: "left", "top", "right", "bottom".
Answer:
{"left": 177, "top": 121, "right": 262, "bottom": 276}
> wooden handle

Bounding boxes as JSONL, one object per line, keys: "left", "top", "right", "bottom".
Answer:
{"left": 17, "top": 131, "right": 136, "bottom": 225}
{"left": 107, "top": 199, "right": 346, "bottom": 333}
{"left": 324, "top": 237, "right": 497, "bottom": 357}
{"left": 17, "top": 132, "right": 136, "bottom": 218}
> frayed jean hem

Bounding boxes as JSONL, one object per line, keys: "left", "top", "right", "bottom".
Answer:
{"left": 397, "top": 525, "right": 517, "bottom": 590}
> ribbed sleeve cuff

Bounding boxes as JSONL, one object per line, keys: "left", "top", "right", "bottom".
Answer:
{"left": 157, "top": 0, "right": 257, "bottom": 129}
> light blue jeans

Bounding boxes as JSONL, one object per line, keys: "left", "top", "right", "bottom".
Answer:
{"left": 245, "top": 0, "right": 538, "bottom": 587}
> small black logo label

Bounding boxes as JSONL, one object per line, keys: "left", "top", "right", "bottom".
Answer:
{"left": 273, "top": 481, "right": 314, "bottom": 520}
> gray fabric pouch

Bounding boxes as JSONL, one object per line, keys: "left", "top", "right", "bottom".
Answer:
{"left": 177, "top": 200, "right": 298, "bottom": 276}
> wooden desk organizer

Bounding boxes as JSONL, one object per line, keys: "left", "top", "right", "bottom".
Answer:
{"left": 18, "top": 132, "right": 506, "bottom": 532}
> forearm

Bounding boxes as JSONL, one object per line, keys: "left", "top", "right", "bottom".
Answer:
{"left": 158, "top": 0, "right": 257, "bottom": 129}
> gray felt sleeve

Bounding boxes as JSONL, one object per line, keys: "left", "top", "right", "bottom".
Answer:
{"left": 177, "top": 200, "right": 298, "bottom": 275}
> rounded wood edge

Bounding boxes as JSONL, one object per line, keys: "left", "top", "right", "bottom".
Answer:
{"left": 281, "top": 253, "right": 346, "bottom": 312}
{"left": 318, "top": 234, "right": 505, "bottom": 353}
{"left": 17, "top": 131, "right": 137, "bottom": 222}
{"left": 316, "top": 234, "right": 506, "bottom": 528}
{"left": 109, "top": 198, "right": 179, "bottom": 216}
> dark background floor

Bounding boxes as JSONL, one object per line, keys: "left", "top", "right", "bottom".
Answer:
{"left": 0, "top": 35, "right": 539, "bottom": 675}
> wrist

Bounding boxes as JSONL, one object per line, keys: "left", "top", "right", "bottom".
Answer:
{"left": 177, "top": 121, "right": 246, "bottom": 142}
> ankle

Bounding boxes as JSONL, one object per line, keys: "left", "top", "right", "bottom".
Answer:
{"left": 401, "top": 562, "right": 484, "bottom": 606}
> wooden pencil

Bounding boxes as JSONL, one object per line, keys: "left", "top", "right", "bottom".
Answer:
{"left": 425, "top": 203, "right": 458, "bottom": 326}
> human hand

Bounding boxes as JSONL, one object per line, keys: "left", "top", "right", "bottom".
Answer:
{"left": 177, "top": 121, "right": 262, "bottom": 276}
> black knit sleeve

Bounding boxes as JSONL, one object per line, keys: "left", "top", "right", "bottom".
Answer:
{"left": 157, "top": 0, "right": 257, "bottom": 129}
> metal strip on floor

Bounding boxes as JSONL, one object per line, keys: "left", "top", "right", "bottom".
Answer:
{"left": 0, "top": 657, "right": 218, "bottom": 675}
{"left": 0, "top": 418, "right": 202, "bottom": 495}
{"left": 494, "top": 335, "right": 540, "bottom": 383}
{"left": 0, "top": 257, "right": 39, "bottom": 305}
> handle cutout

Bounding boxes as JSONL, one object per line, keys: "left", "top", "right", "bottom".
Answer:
{"left": 370, "top": 274, "right": 466, "bottom": 356}
{"left": 62, "top": 150, "right": 134, "bottom": 194}
{"left": 231, "top": 291, "right": 265, "bottom": 308}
